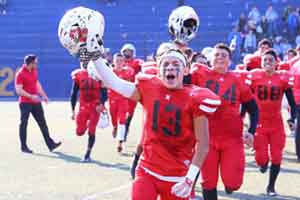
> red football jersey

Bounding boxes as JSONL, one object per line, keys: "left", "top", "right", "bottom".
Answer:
{"left": 137, "top": 76, "right": 220, "bottom": 177}
{"left": 291, "top": 61, "right": 300, "bottom": 104}
{"left": 124, "top": 58, "right": 143, "bottom": 76}
{"left": 191, "top": 64, "right": 253, "bottom": 139}
{"left": 245, "top": 54, "right": 262, "bottom": 70}
{"left": 71, "top": 69, "right": 102, "bottom": 104}
{"left": 277, "top": 61, "right": 290, "bottom": 71}
{"left": 108, "top": 66, "right": 135, "bottom": 100}
{"left": 142, "top": 66, "right": 158, "bottom": 75}
{"left": 141, "top": 61, "right": 158, "bottom": 75}
{"left": 15, "top": 64, "right": 39, "bottom": 103}
{"left": 245, "top": 69, "right": 293, "bottom": 120}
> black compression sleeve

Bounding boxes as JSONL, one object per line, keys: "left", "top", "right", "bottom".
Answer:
{"left": 285, "top": 88, "right": 297, "bottom": 121}
{"left": 100, "top": 88, "right": 108, "bottom": 104}
{"left": 243, "top": 99, "right": 259, "bottom": 135}
{"left": 70, "top": 82, "right": 79, "bottom": 111}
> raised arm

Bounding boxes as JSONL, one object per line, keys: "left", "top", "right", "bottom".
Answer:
{"left": 90, "top": 58, "right": 140, "bottom": 102}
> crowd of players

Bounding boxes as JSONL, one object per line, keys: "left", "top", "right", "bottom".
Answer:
{"left": 15, "top": 5, "right": 300, "bottom": 200}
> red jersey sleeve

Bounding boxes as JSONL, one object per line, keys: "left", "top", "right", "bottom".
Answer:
{"left": 190, "top": 87, "right": 221, "bottom": 118}
{"left": 235, "top": 73, "right": 254, "bottom": 103}
{"left": 126, "top": 66, "right": 136, "bottom": 82}
{"left": 246, "top": 55, "right": 261, "bottom": 70}
{"left": 135, "top": 75, "right": 156, "bottom": 104}
{"left": 71, "top": 69, "right": 81, "bottom": 85}
{"left": 15, "top": 69, "right": 24, "bottom": 85}
{"left": 190, "top": 63, "right": 209, "bottom": 85}
{"left": 277, "top": 62, "right": 290, "bottom": 71}
{"left": 239, "top": 81, "right": 254, "bottom": 103}
{"left": 278, "top": 70, "right": 294, "bottom": 90}
{"left": 143, "top": 67, "right": 158, "bottom": 75}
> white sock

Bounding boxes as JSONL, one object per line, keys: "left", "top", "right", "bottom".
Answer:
{"left": 117, "top": 124, "right": 126, "bottom": 141}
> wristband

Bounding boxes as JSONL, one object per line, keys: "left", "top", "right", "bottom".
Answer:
{"left": 186, "top": 164, "right": 199, "bottom": 182}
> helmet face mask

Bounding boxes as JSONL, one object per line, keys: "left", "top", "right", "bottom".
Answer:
{"left": 58, "top": 6, "right": 105, "bottom": 56}
{"left": 168, "top": 6, "right": 199, "bottom": 45}
{"left": 121, "top": 43, "right": 136, "bottom": 58}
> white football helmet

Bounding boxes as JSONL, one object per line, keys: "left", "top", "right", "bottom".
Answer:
{"left": 58, "top": 6, "right": 105, "bottom": 56}
{"left": 201, "top": 46, "right": 213, "bottom": 62}
{"left": 168, "top": 6, "right": 199, "bottom": 44}
{"left": 121, "top": 43, "right": 136, "bottom": 58}
{"left": 156, "top": 42, "right": 174, "bottom": 57}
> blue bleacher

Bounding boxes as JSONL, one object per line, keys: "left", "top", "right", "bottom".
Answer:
{"left": 1, "top": 0, "right": 299, "bottom": 99}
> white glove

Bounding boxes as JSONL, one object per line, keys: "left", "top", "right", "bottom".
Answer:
{"left": 171, "top": 164, "right": 199, "bottom": 198}
{"left": 79, "top": 47, "right": 103, "bottom": 68}
{"left": 171, "top": 177, "right": 193, "bottom": 198}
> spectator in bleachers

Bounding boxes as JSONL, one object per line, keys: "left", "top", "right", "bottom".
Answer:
{"left": 296, "top": 7, "right": 300, "bottom": 32}
{"left": 248, "top": 6, "right": 261, "bottom": 26}
{"left": 228, "top": 26, "right": 243, "bottom": 66}
{"left": 295, "top": 34, "right": 300, "bottom": 47}
{"left": 244, "top": 29, "right": 257, "bottom": 53}
{"left": 277, "top": 16, "right": 289, "bottom": 37}
{"left": 287, "top": 8, "right": 299, "bottom": 42}
{"left": 258, "top": 16, "right": 269, "bottom": 40}
{"left": 265, "top": 5, "right": 279, "bottom": 39}
{"left": 273, "top": 36, "right": 283, "bottom": 58}
{"left": 280, "top": 37, "right": 293, "bottom": 57}
{"left": 0, "top": 0, "right": 7, "bottom": 15}
{"left": 237, "top": 12, "right": 247, "bottom": 33}
{"left": 282, "top": 5, "right": 292, "bottom": 23}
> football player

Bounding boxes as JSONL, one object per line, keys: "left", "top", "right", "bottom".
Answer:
{"left": 108, "top": 52, "right": 135, "bottom": 152}
{"left": 88, "top": 47, "right": 220, "bottom": 200}
{"left": 70, "top": 60, "right": 104, "bottom": 162}
{"left": 245, "top": 49, "right": 297, "bottom": 196}
{"left": 191, "top": 43, "right": 259, "bottom": 200}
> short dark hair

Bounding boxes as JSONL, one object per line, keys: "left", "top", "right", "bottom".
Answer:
{"left": 24, "top": 54, "right": 37, "bottom": 65}
{"left": 214, "top": 43, "right": 232, "bottom": 58}
{"left": 287, "top": 48, "right": 297, "bottom": 57}
{"left": 191, "top": 52, "right": 207, "bottom": 63}
{"left": 262, "top": 49, "right": 277, "bottom": 59}
{"left": 258, "top": 38, "right": 273, "bottom": 48}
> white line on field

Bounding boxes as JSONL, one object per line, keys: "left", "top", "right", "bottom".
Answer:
{"left": 81, "top": 183, "right": 131, "bottom": 200}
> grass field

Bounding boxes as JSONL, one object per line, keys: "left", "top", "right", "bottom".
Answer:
{"left": 0, "top": 101, "right": 299, "bottom": 200}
